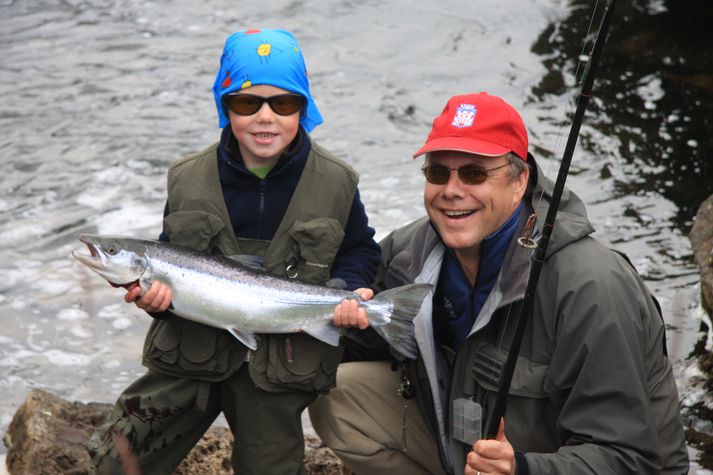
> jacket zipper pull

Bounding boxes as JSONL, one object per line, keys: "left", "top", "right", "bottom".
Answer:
{"left": 397, "top": 362, "right": 414, "bottom": 452}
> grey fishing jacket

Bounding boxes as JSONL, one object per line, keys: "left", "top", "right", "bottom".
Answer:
{"left": 374, "top": 161, "right": 689, "bottom": 474}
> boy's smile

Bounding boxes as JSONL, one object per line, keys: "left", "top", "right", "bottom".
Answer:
{"left": 228, "top": 84, "right": 302, "bottom": 170}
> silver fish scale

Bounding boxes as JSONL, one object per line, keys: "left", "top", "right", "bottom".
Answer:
{"left": 142, "top": 245, "right": 389, "bottom": 333}
{"left": 74, "top": 235, "right": 421, "bottom": 356}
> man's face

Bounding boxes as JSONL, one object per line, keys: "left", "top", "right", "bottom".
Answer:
{"left": 423, "top": 151, "right": 529, "bottom": 260}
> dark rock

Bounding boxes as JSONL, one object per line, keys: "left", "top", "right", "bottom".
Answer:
{"left": 3, "top": 389, "right": 106, "bottom": 475}
{"left": 303, "top": 436, "right": 353, "bottom": 475}
{"left": 690, "top": 194, "right": 713, "bottom": 317}
{"left": 3, "top": 389, "right": 348, "bottom": 475}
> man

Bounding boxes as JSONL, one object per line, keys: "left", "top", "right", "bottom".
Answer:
{"left": 310, "top": 92, "right": 689, "bottom": 474}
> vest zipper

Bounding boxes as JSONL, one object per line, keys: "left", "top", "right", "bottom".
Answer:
{"left": 258, "top": 179, "right": 266, "bottom": 236}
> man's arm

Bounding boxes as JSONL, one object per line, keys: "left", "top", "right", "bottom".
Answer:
{"left": 524, "top": 243, "right": 675, "bottom": 473}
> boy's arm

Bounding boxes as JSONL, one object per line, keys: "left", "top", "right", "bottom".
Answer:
{"left": 329, "top": 190, "right": 392, "bottom": 360}
{"left": 329, "top": 189, "right": 381, "bottom": 290}
{"left": 158, "top": 201, "right": 170, "bottom": 242}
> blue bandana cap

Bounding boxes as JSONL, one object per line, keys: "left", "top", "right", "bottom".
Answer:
{"left": 212, "top": 29, "right": 323, "bottom": 132}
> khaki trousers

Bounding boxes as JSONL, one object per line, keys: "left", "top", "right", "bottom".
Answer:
{"left": 309, "top": 361, "right": 448, "bottom": 475}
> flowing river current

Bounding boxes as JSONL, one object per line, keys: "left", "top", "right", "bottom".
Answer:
{"left": 1, "top": 0, "right": 711, "bottom": 471}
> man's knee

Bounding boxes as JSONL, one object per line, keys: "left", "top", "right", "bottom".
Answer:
{"left": 309, "top": 361, "right": 398, "bottom": 452}
{"left": 309, "top": 382, "right": 358, "bottom": 451}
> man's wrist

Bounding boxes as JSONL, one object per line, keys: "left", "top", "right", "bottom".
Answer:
{"left": 514, "top": 451, "right": 530, "bottom": 475}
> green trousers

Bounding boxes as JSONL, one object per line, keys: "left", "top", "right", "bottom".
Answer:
{"left": 90, "top": 365, "right": 316, "bottom": 475}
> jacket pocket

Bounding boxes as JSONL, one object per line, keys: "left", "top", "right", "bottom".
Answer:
{"left": 469, "top": 342, "right": 561, "bottom": 453}
{"left": 285, "top": 218, "right": 345, "bottom": 284}
{"left": 163, "top": 210, "right": 225, "bottom": 252}
{"left": 471, "top": 342, "right": 549, "bottom": 398}
{"left": 249, "top": 333, "right": 344, "bottom": 394}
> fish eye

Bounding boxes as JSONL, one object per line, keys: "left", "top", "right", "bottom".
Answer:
{"left": 106, "top": 246, "right": 117, "bottom": 255}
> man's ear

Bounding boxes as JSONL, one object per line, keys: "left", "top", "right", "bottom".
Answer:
{"left": 514, "top": 167, "right": 529, "bottom": 202}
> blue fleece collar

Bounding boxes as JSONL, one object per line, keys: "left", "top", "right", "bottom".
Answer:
{"left": 439, "top": 202, "right": 524, "bottom": 349}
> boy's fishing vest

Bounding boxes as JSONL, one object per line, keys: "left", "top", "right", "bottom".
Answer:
{"left": 141, "top": 139, "right": 358, "bottom": 393}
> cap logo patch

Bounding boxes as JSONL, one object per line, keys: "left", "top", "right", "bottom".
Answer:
{"left": 451, "top": 103, "right": 477, "bottom": 128}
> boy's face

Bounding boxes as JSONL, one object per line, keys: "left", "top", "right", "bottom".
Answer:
{"left": 227, "top": 84, "right": 301, "bottom": 169}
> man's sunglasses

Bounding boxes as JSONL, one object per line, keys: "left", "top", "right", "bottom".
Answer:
{"left": 421, "top": 163, "right": 510, "bottom": 185}
{"left": 223, "top": 93, "right": 307, "bottom": 116}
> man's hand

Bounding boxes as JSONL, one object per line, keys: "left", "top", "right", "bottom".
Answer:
{"left": 465, "top": 419, "right": 516, "bottom": 475}
{"left": 124, "top": 281, "right": 173, "bottom": 313}
{"left": 332, "top": 288, "right": 374, "bottom": 330}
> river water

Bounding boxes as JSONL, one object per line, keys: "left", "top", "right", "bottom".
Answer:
{"left": 1, "top": 0, "right": 711, "bottom": 471}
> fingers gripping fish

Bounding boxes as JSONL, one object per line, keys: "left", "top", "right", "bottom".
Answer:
{"left": 72, "top": 234, "right": 431, "bottom": 359}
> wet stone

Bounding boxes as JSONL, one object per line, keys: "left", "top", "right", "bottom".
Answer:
{"left": 685, "top": 193, "right": 713, "bottom": 469}
{"left": 690, "top": 193, "right": 713, "bottom": 317}
{"left": 3, "top": 389, "right": 349, "bottom": 475}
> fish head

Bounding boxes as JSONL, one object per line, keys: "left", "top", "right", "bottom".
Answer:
{"left": 72, "top": 234, "right": 148, "bottom": 287}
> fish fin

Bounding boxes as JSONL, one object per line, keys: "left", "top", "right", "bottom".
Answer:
{"left": 304, "top": 323, "right": 341, "bottom": 347}
{"left": 225, "top": 254, "right": 266, "bottom": 273}
{"left": 324, "top": 277, "right": 347, "bottom": 290}
{"left": 226, "top": 327, "right": 257, "bottom": 350}
{"left": 368, "top": 283, "right": 433, "bottom": 360}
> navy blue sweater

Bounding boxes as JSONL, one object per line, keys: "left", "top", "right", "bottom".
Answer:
{"left": 436, "top": 203, "right": 524, "bottom": 350}
{"left": 160, "top": 127, "right": 381, "bottom": 291}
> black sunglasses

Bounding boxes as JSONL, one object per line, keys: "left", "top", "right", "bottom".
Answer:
{"left": 421, "top": 163, "right": 510, "bottom": 185}
{"left": 223, "top": 93, "right": 307, "bottom": 116}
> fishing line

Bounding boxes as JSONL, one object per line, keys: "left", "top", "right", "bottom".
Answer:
{"left": 486, "top": 0, "right": 616, "bottom": 439}
{"left": 536, "top": 0, "right": 602, "bottom": 215}
{"left": 496, "top": 1, "right": 603, "bottom": 352}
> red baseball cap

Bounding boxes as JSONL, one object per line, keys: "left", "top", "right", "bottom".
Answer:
{"left": 413, "top": 92, "right": 528, "bottom": 160}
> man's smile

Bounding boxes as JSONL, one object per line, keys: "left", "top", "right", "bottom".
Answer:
{"left": 443, "top": 209, "right": 477, "bottom": 219}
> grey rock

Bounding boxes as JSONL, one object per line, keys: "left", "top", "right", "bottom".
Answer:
{"left": 3, "top": 389, "right": 349, "bottom": 475}
{"left": 690, "top": 194, "right": 713, "bottom": 317}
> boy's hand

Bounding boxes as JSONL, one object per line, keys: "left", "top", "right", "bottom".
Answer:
{"left": 125, "top": 281, "right": 173, "bottom": 313}
{"left": 332, "top": 288, "right": 373, "bottom": 329}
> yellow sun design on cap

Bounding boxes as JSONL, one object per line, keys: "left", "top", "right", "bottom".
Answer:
{"left": 241, "top": 80, "right": 252, "bottom": 89}
{"left": 257, "top": 42, "right": 271, "bottom": 63}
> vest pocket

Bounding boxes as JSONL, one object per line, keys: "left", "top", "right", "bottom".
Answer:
{"left": 163, "top": 210, "right": 225, "bottom": 252}
{"left": 180, "top": 321, "right": 219, "bottom": 364}
{"left": 147, "top": 319, "right": 179, "bottom": 365}
{"left": 285, "top": 218, "right": 345, "bottom": 284}
{"left": 144, "top": 317, "right": 247, "bottom": 380}
{"left": 249, "top": 333, "right": 344, "bottom": 394}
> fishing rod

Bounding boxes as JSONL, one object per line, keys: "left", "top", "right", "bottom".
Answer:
{"left": 485, "top": 0, "right": 617, "bottom": 439}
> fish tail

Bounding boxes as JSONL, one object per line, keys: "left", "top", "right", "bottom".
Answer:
{"left": 368, "top": 283, "right": 432, "bottom": 359}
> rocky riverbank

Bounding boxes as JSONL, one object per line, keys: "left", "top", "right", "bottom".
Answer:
{"left": 3, "top": 389, "right": 348, "bottom": 475}
{"left": 691, "top": 194, "right": 713, "bottom": 318}
{"left": 682, "top": 193, "right": 713, "bottom": 467}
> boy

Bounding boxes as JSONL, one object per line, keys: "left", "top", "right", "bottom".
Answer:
{"left": 90, "top": 29, "right": 381, "bottom": 474}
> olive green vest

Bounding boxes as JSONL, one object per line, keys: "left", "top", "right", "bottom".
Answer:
{"left": 141, "top": 139, "right": 357, "bottom": 387}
